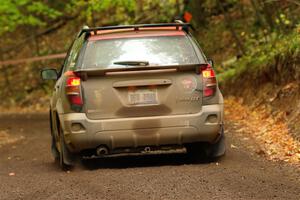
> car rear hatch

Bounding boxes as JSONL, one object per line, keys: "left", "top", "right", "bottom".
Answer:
{"left": 73, "top": 28, "right": 211, "bottom": 120}
{"left": 76, "top": 65, "right": 204, "bottom": 120}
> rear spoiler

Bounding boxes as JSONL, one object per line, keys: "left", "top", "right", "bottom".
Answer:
{"left": 74, "top": 64, "right": 203, "bottom": 80}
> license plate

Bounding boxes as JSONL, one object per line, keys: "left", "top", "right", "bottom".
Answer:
{"left": 128, "top": 89, "right": 158, "bottom": 105}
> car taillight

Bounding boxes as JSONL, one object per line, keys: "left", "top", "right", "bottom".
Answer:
{"left": 201, "top": 64, "right": 217, "bottom": 97}
{"left": 65, "top": 71, "right": 83, "bottom": 107}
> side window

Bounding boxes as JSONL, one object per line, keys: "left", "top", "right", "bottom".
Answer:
{"left": 63, "top": 34, "right": 86, "bottom": 73}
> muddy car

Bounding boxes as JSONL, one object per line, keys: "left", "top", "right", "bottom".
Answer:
{"left": 41, "top": 22, "right": 225, "bottom": 169}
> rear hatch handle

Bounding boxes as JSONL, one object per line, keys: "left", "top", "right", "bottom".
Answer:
{"left": 113, "top": 79, "right": 172, "bottom": 88}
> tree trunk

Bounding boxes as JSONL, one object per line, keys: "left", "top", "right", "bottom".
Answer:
{"left": 250, "top": 0, "right": 266, "bottom": 27}
{"left": 217, "top": 1, "right": 245, "bottom": 55}
{"left": 260, "top": 1, "right": 275, "bottom": 31}
{"left": 0, "top": 49, "right": 11, "bottom": 87}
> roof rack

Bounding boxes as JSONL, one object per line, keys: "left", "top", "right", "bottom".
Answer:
{"left": 78, "top": 23, "right": 193, "bottom": 38}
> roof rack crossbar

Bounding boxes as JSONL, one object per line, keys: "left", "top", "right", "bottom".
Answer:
{"left": 78, "top": 23, "right": 193, "bottom": 37}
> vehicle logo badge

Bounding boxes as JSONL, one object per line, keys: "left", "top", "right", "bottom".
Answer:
{"left": 181, "top": 77, "right": 197, "bottom": 92}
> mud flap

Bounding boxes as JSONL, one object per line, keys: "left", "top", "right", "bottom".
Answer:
{"left": 206, "top": 126, "right": 226, "bottom": 158}
{"left": 51, "top": 137, "right": 60, "bottom": 160}
{"left": 60, "top": 133, "right": 76, "bottom": 167}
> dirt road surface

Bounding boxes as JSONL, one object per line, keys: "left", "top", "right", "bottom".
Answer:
{"left": 0, "top": 114, "right": 299, "bottom": 200}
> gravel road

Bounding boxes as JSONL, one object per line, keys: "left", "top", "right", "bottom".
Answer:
{"left": 0, "top": 114, "right": 299, "bottom": 200}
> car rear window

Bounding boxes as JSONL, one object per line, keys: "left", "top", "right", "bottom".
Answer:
{"left": 81, "top": 35, "right": 203, "bottom": 69}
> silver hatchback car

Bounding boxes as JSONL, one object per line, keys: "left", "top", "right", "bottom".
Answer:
{"left": 41, "top": 22, "right": 225, "bottom": 169}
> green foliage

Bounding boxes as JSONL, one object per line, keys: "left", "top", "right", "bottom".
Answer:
{"left": 66, "top": 0, "right": 136, "bottom": 24}
{"left": 0, "top": 0, "right": 300, "bottom": 108}
{"left": 0, "top": 0, "right": 62, "bottom": 34}
{"left": 218, "top": 26, "right": 300, "bottom": 83}
{"left": 0, "top": 0, "right": 182, "bottom": 108}
{"left": 0, "top": 0, "right": 180, "bottom": 36}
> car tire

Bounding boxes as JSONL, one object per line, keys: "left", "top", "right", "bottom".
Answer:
{"left": 186, "top": 127, "right": 226, "bottom": 160}
{"left": 185, "top": 143, "right": 207, "bottom": 161}
{"left": 49, "top": 111, "right": 59, "bottom": 161}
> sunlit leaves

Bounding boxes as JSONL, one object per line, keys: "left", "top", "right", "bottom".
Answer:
{"left": 26, "top": 2, "right": 62, "bottom": 20}
{"left": 64, "top": 0, "right": 137, "bottom": 24}
{"left": 0, "top": 0, "right": 62, "bottom": 34}
{"left": 0, "top": 0, "right": 181, "bottom": 35}
{"left": 225, "top": 97, "right": 300, "bottom": 164}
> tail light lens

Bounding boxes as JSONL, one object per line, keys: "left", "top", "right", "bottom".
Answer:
{"left": 201, "top": 64, "right": 217, "bottom": 97}
{"left": 65, "top": 71, "right": 83, "bottom": 108}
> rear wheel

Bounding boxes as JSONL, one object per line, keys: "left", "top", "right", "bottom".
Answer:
{"left": 186, "top": 143, "right": 207, "bottom": 160}
{"left": 186, "top": 128, "right": 226, "bottom": 160}
{"left": 49, "top": 111, "right": 59, "bottom": 161}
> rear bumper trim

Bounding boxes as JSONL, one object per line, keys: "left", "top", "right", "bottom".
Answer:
{"left": 60, "top": 104, "right": 223, "bottom": 152}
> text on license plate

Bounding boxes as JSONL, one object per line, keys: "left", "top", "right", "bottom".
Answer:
{"left": 128, "top": 89, "right": 158, "bottom": 105}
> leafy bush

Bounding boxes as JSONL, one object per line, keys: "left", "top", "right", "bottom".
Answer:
{"left": 218, "top": 25, "right": 300, "bottom": 83}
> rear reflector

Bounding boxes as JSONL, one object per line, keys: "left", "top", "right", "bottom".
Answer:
{"left": 204, "top": 88, "right": 214, "bottom": 97}
{"left": 69, "top": 95, "right": 83, "bottom": 105}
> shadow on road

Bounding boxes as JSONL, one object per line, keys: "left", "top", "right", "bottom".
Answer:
{"left": 80, "top": 153, "right": 219, "bottom": 170}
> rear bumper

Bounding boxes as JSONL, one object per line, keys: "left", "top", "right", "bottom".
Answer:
{"left": 60, "top": 104, "right": 223, "bottom": 153}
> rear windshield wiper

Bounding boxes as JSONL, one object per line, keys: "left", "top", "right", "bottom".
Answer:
{"left": 113, "top": 60, "right": 149, "bottom": 66}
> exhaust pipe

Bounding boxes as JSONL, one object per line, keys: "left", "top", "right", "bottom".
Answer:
{"left": 144, "top": 146, "right": 151, "bottom": 153}
{"left": 96, "top": 146, "right": 109, "bottom": 156}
